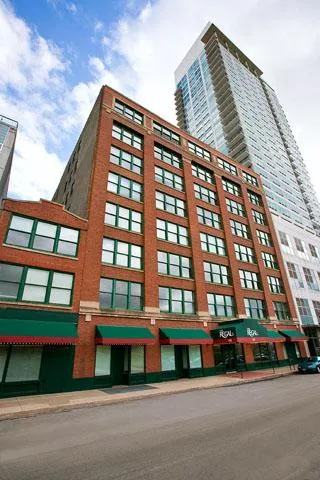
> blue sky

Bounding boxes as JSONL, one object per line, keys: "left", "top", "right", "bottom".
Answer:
{"left": 1, "top": 0, "right": 320, "bottom": 202}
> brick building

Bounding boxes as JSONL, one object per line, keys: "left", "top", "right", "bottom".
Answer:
{"left": 0, "top": 87, "right": 308, "bottom": 397}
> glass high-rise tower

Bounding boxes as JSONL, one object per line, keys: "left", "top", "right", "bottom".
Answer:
{"left": 175, "top": 23, "right": 320, "bottom": 348}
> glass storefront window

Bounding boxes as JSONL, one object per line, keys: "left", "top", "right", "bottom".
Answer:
{"left": 5, "top": 347, "right": 42, "bottom": 382}
{"left": 130, "top": 346, "right": 145, "bottom": 373}
{"left": 253, "top": 343, "right": 277, "bottom": 362}
{"left": 161, "top": 345, "right": 175, "bottom": 371}
{"left": 95, "top": 346, "right": 111, "bottom": 376}
{"left": 188, "top": 345, "right": 202, "bottom": 369}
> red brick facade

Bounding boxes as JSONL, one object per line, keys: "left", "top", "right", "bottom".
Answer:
{"left": 0, "top": 87, "right": 308, "bottom": 390}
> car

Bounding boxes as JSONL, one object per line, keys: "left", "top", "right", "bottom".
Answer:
{"left": 297, "top": 356, "right": 320, "bottom": 374}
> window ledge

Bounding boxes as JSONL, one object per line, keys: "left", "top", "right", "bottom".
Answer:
{"left": 3, "top": 244, "right": 79, "bottom": 260}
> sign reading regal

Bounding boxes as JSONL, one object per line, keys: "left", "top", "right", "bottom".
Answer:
{"left": 211, "top": 319, "right": 271, "bottom": 344}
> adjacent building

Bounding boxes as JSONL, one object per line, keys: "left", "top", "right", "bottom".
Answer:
{"left": 0, "top": 115, "right": 18, "bottom": 201}
{"left": 174, "top": 23, "right": 320, "bottom": 341}
{"left": 0, "top": 87, "right": 308, "bottom": 397}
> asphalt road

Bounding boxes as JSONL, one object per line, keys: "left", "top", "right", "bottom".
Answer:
{"left": 1, "top": 375, "right": 320, "bottom": 480}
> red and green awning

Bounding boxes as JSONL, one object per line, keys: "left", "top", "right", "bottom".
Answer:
{"left": 159, "top": 328, "right": 212, "bottom": 345}
{"left": 0, "top": 319, "right": 78, "bottom": 345}
{"left": 96, "top": 325, "right": 156, "bottom": 345}
{"left": 278, "top": 329, "right": 308, "bottom": 342}
{"left": 211, "top": 318, "right": 272, "bottom": 344}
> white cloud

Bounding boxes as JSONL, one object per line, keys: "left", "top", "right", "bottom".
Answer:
{"left": 66, "top": 3, "right": 77, "bottom": 14}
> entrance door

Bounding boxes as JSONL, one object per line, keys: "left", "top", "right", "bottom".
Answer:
{"left": 40, "top": 346, "right": 74, "bottom": 394}
{"left": 174, "top": 346, "right": 188, "bottom": 378}
{"left": 111, "top": 346, "right": 129, "bottom": 385}
{"left": 285, "top": 343, "right": 299, "bottom": 364}
{"left": 221, "top": 344, "right": 237, "bottom": 372}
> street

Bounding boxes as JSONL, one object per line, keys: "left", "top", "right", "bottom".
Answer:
{"left": 1, "top": 375, "right": 320, "bottom": 480}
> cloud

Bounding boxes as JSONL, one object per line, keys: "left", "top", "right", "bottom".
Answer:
{"left": 101, "top": 0, "right": 320, "bottom": 202}
{"left": 2, "top": 0, "right": 320, "bottom": 209}
{"left": 66, "top": 3, "right": 77, "bottom": 14}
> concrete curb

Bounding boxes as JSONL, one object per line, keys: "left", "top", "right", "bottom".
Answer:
{"left": 0, "top": 370, "right": 296, "bottom": 422}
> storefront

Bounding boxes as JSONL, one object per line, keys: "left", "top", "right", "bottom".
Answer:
{"left": 303, "top": 326, "right": 320, "bottom": 356}
{"left": 211, "top": 318, "right": 286, "bottom": 372}
{"left": 0, "top": 310, "right": 78, "bottom": 398}
{"left": 95, "top": 325, "right": 156, "bottom": 386}
{"left": 278, "top": 329, "right": 308, "bottom": 363}
{"left": 159, "top": 328, "right": 212, "bottom": 379}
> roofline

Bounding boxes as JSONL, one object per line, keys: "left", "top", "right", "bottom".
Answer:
{"left": 201, "top": 23, "right": 263, "bottom": 77}
{"left": 0, "top": 115, "right": 18, "bottom": 129}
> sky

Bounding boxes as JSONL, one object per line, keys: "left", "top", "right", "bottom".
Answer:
{"left": 1, "top": 0, "right": 320, "bottom": 202}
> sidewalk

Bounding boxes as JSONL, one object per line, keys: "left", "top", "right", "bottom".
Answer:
{"left": 0, "top": 366, "right": 296, "bottom": 421}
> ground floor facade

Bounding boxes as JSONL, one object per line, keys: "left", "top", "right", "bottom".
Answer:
{"left": 0, "top": 308, "right": 309, "bottom": 398}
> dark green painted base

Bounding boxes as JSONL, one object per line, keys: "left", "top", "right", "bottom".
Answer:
{"left": 0, "top": 361, "right": 297, "bottom": 399}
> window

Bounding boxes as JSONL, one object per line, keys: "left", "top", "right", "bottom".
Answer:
{"left": 296, "top": 298, "right": 313, "bottom": 325}
{"left": 248, "top": 190, "right": 262, "bottom": 206}
{"left": 279, "top": 231, "right": 289, "bottom": 246}
{"left": 217, "top": 158, "right": 237, "bottom": 175}
{"left": 130, "top": 345, "right": 145, "bottom": 373}
{"left": 159, "top": 287, "right": 194, "bottom": 314}
{"left": 161, "top": 345, "right": 175, "bottom": 371}
{"left": 287, "top": 262, "right": 304, "bottom": 288}
{"left": 0, "top": 263, "right": 73, "bottom": 305}
{"left": 222, "top": 178, "right": 241, "bottom": 196}
{"left": 156, "top": 219, "right": 189, "bottom": 246}
{"left": 154, "top": 143, "right": 181, "bottom": 169}
{"left": 112, "top": 122, "right": 143, "bottom": 150}
{"left": 2, "top": 347, "right": 42, "bottom": 382}
{"left": 312, "top": 301, "right": 320, "bottom": 322}
{"left": 110, "top": 145, "right": 142, "bottom": 174}
{"left": 226, "top": 199, "right": 246, "bottom": 217}
{"left": 295, "top": 238, "right": 304, "bottom": 252}
{"left": 207, "top": 294, "right": 235, "bottom": 317}
{"left": 114, "top": 99, "right": 143, "bottom": 124}
{"left": 204, "top": 262, "right": 231, "bottom": 285}
{"left": 239, "top": 270, "right": 261, "bottom": 290}
{"left": 105, "top": 203, "right": 142, "bottom": 233}
{"left": 99, "top": 278, "right": 143, "bottom": 310}
{"left": 262, "top": 252, "right": 278, "bottom": 269}
{"left": 200, "top": 232, "right": 226, "bottom": 256}
{"left": 95, "top": 346, "right": 111, "bottom": 376}
{"left": 194, "top": 184, "right": 217, "bottom": 205}
{"left": 267, "top": 276, "right": 283, "bottom": 294}
{"left": 279, "top": 231, "right": 293, "bottom": 254}
{"left": 243, "top": 171, "right": 258, "bottom": 187}
{"left": 230, "top": 220, "right": 250, "bottom": 239}
{"left": 153, "top": 122, "right": 180, "bottom": 144}
{"left": 156, "top": 191, "right": 186, "bottom": 217}
{"left": 235, "top": 244, "right": 256, "bottom": 263}
{"left": 197, "top": 207, "right": 222, "bottom": 229}
{"left": 107, "top": 172, "right": 142, "bottom": 202}
{"left": 191, "top": 163, "right": 214, "bottom": 183}
{"left": 189, "top": 345, "right": 202, "bottom": 369}
{"left": 273, "top": 302, "right": 290, "bottom": 321}
{"left": 252, "top": 210, "right": 267, "bottom": 225}
{"left": 244, "top": 298, "right": 267, "bottom": 319}
{"left": 257, "top": 230, "right": 272, "bottom": 247}
{"left": 102, "top": 238, "right": 142, "bottom": 269}
{"left": 6, "top": 215, "right": 79, "bottom": 257}
{"left": 309, "top": 244, "right": 319, "bottom": 258}
{"left": 188, "top": 141, "right": 211, "bottom": 161}
{"left": 155, "top": 166, "right": 184, "bottom": 191}
{"left": 158, "top": 251, "right": 192, "bottom": 278}
{"left": 303, "top": 267, "right": 319, "bottom": 291}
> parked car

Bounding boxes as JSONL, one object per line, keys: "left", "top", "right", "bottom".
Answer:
{"left": 297, "top": 356, "right": 320, "bottom": 374}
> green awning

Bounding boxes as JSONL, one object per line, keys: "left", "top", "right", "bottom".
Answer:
{"left": 159, "top": 328, "right": 212, "bottom": 345}
{"left": 96, "top": 325, "right": 156, "bottom": 345}
{"left": 211, "top": 318, "right": 272, "bottom": 344}
{"left": 278, "top": 329, "right": 308, "bottom": 342}
{"left": 0, "top": 319, "right": 78, "bottom": 345}
{"left": 267, "top": 330, "right": 286, "bottom": 343}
